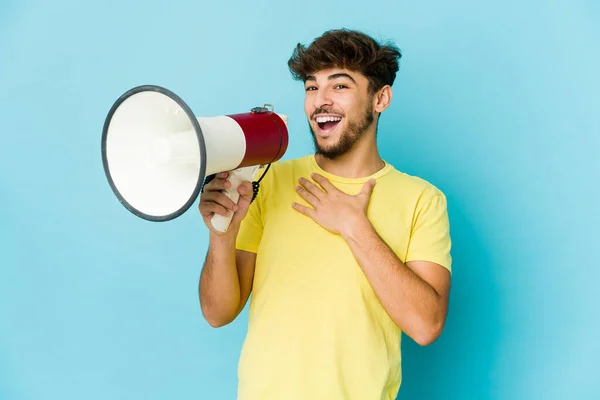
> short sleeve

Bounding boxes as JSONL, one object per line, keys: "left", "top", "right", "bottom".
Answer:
{"left": 235, "top": 182, "right": 264, "bottom": 254}
{"left": 405, "top": 190, "right": 452, "bottom": 272}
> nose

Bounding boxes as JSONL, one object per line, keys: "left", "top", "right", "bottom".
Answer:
{"left": 313, "top": 87, "right": 333, "bottom": 110}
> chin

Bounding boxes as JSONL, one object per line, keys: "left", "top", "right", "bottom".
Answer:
{"left": 309, "top": 121, "right": 355, "bottom": 159}
{"left": 315, "top": 140, "right": 353, "bottom": 160}
{"left": 312, "top": 131, "right": 339, "bottom": 149}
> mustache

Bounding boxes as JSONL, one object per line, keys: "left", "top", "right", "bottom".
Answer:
{"left": 311, "top": 108, "right": 345, "bottom": 119}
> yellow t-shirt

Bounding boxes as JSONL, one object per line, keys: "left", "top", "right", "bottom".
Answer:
{"left": 235, "top": 154, "right": 452, "bottom": 400}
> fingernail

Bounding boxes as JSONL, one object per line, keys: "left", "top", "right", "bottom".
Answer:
{"left": 239, "top": 186, "right": 246, "bottom": 193}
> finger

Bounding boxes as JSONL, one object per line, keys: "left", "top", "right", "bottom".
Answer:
{"left": 291, "top": 202, "right": 315, "bottom": 218}
{"left": 237, "top": 181, "right": 254, "bottom": 201}
{"left": 204, "top": 176, "right": 232, "bottom": 192}
{"left": 201, "top": 191, "right": 238, "bottom": 212}
{"left": 227, "top": 181, "right": 257, "bottom": 226}
{"left": 310, "top": 173, "right": 336, "bottom": 193}
{"left": 230, "top": 198, "right": 251, "bottom": 226}
{"left": 298, "top": 177, "right": 325, "bottom": 199}
{"left": 360, "top": 179, "right": 376, "bottom": 196}
{"left": 296, "top": 185, "right": 319, "bottom": 206}
{"left": 200, "top": 201, "right": 232, "bottom": 217}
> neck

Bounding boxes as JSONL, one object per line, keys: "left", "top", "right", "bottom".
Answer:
{"left": 314, "top": 133, "right": 385, "bottom": 179}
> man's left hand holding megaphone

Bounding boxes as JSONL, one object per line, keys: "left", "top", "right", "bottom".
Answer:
{"left": 197, "top": 170, "right": 255, "bottom": 234}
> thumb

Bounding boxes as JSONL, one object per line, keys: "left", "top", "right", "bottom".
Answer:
{"left": 360, "top": 179, "right": 376, "bottom": 196}
{"left": 230, "top": 182, "right": 254, "bottom": 225}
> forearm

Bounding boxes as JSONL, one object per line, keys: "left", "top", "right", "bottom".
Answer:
{"left": 342, "top": 219, "right": 446, "bottom": 345}
{"left": 199, "top": 231, "right": 241, "bottom": 327}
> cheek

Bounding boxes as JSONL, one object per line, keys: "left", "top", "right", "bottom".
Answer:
{"left": 304, "top": 98, "right": 313, "bottom": 118}
{"left": 332, "top": 94, "right": 357, "bottom": 114}
{"left": 346, "top": 98, "right": 369, "bottom": 117}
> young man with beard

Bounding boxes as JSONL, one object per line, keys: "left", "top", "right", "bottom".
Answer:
{"left": 198, "top": 28, "right": 452, "bottom": 400}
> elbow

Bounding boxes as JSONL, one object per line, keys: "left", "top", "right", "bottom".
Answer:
{"left": 200, "top": 301, "right": 234, "bottom": 328}
{"left": 206, "top": 317, "right": 231, "bottom": 328}
{"left": 202, "top": 308, "right": 234, "bottom": 328}
{"left": 414, "top": 328, "right": 441, "bottom": 347}
{"left": 412, "top": 316, "right": 446, "bottom": 347}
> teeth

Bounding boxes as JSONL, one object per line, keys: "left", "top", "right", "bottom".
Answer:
{"left": 315, "top": 116, "right": 342, "bottom": 123}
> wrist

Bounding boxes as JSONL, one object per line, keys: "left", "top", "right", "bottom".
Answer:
{"left": 340, "top": 214, "right": 373, "bottom": 242}
{"left": 209, "top": 227, "right": 239, "bottom": 248}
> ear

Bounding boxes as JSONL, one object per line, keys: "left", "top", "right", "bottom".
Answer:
{"left": 373, "top": 85, "right": 392, "bottom": 113}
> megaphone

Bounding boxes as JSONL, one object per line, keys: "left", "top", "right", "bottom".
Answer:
{"left": 101, "top": 85, "right": 288, "bottom": 232}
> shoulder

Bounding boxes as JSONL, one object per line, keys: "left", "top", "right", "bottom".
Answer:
{"left": 269, "top": 155, "right": 311, "bottom": 173}
{"left": 382, "top": 165, "right": 447, "bottom": 205}
{"left": 251, "top": 155, "right": 310, "bottom": 196}
{"left": 259, "top": 155, "right": 311, "bottom": 182}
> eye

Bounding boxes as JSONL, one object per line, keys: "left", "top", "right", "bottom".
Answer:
{"left": 305, "top": 86, "right": 317, "bottom": 92}
{"left": 334, "top": 84, "right": 348, "bottom": 90}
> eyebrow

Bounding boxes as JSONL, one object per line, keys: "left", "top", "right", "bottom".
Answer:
{"left": 305, "top": 73, "right": 357, "bottom": 84}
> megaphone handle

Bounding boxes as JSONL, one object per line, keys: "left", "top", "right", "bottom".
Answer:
{"left": 211, "top": 165, "right": 260, "bottom": 233}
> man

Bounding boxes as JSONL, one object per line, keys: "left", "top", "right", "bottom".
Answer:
{"left": 198, "top": 28, "right": 452, "bottom": 400}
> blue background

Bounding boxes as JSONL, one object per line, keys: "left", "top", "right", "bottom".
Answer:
{"left": 1, "top": 1, "right": 599, "bottom": 399}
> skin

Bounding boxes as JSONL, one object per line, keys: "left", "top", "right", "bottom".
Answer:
{"left": 198, "top": 67, "right": 451, "bottom": 346}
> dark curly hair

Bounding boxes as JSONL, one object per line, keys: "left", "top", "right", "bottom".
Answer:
{"left": 288, "top": 28, "right": 402, "bottom": 94}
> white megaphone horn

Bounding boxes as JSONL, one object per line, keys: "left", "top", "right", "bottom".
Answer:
{"left": 101, "top": 85, "right": 289, "bottom": 232}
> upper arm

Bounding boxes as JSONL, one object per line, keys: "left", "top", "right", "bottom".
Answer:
{"left": 235, "top": 249, "right": 257, "bottom": 315}
{"left": 233, "top": 168, "right": 266, "bottom": 314}
{"left": 404, "top": 189, "right": 452, "bottom": 303}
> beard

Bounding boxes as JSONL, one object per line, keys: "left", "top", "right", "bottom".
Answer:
{"left": 309, "top": 102, "right": 375, "bottom": 160}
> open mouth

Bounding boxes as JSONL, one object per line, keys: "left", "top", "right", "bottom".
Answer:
{"left": 315, "top": 115, "right": 342, "bottom": 134}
